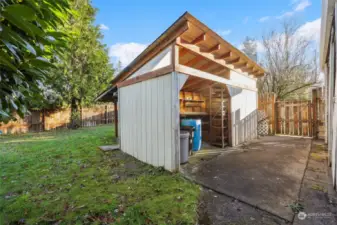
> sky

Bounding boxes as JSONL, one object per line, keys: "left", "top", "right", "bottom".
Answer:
{"left": 92, "top": 0, "right": 321, "bottom": 68}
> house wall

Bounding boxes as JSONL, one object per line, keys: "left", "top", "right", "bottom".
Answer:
{"left": 229, "top": 71, "right": 258, "bottom": 146}
{"left": 127, "top": 46, "right": 172, "bottom": 79}
{"left": 119, "top": 72, "right": 181, "bottom": 171}
{"left": 321, "top": 0, "right": 337, "bottom": 190}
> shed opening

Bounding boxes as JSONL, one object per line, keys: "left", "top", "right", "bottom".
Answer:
{"left": 179, "top": 76, "right": 231, "bottom": 152}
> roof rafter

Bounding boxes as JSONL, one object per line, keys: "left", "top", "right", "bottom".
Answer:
{"left": 191, "top": 33, "right": 207, "bottom": 45}
{"left": 201, "top": 44, "right": 221, "bottom": 53}
{"left": 215, "top": 51, "right": 232, "bottom": 59}
{"left": 226, "top": 57, "right": 240, "bottom": 64}
{"left": 241, "top": 65, "right": 254, "bottom": 73}
{"left": 234, "top": 62, "right": 248, "bottom": 69}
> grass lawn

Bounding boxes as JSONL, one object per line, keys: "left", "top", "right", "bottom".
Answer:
{"left": 0, "top": 125, "right": 200, "bottom": 224}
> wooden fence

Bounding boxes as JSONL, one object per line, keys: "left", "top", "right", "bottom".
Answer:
{"left": 258, "top": 88, "right": 325, "bottom": 138}
{"left": 0, "top": 104, "right": 115, "bottom": 134}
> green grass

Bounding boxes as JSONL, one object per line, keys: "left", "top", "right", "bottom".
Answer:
{"left": 0, "top": 125, "right": 200, "bottom": 224}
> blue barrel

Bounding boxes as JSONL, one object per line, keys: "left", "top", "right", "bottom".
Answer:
{"left": 181, "top": 119, "right": 202, "bottom": 151}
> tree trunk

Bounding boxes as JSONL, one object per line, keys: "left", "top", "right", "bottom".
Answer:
{"left": 70, "top": 97, "right": 80, "bottom": 129}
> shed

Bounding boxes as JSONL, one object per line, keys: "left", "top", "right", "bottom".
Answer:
{"left": 97, "top": 12, "right": 265, "bottom": 171}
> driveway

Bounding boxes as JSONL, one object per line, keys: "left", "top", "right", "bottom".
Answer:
{"left": 181, "top": 136, "right": 312, "bottom": 222}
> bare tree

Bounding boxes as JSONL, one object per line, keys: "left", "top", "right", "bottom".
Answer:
{"left": 258, "top": 21, "right": 320, "bottom": 100}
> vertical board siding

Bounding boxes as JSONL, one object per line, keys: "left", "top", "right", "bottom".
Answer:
{"left": 119, "top": 73, "right": 177, "bottom": 171}
{"left": 230, "top": 88, "right": 258, "bottom": 146}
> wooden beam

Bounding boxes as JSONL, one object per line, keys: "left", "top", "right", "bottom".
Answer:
{"left": 183, "top": 79, "right": 208, "bottom": 89}
{"left": 209, "top": 66, "right": 226, "bottom": 74}
{"left": 183, "top": 80, "right": 214, "bottom": 91}
{"left": 241, "top": 65, "right": 254, "bottom": 73}
{"left": 176, "top": 38, "right": 257, "bottom": 77}
{"left": 176, "top": 64, "right": 258, "bottom": 92}
{"left": 198, "top": 61, "right": 214, "bottom": 71}
{"left": 251, "top": 68, "right": 259, "bottom": 74}
{"left": 234, "top": 62, "right": 247, "bottom": 69}
{"left": 213, "top": 68, "right": 229, "bottom": 76}
{"left": 185, "top": 55, "right": 203, "bottom": 67}
{"left": 215, "top": 51, "right": 232, "bottom": 59}
{"left": 201, "top": 44, "right": 220, "bottom": 53}
{"left": 183, "top": 77, "right": 204, "bottom": 88}
{"left": 253, "top": 71, "right": 265, "bottom": 77}
{"left": 179, "top": 47, "right": 189, "bottom": 58}
{"left": 172, "top": 44, "right": 179, "bottom": 70}
{"left": 191, "top": 33, "right": 206, "bottom": 45}
{"left": 226, "top": 57, "right": 240, "bottom": 64}
{"left": 117, "top": 65, "right": 173, "bottom": 88}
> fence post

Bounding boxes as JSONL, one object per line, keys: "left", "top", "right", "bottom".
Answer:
{"left": 312, "top": 89, "right": 318, "bottom": 139}
{"left": 105, "top": 105, "right": 108, "bottom": 124}
{"left": 271, "top": 93, "right": 276, "bottom": 135}
{"left": 42, "top": 109, "right": 46, "bottom": 131}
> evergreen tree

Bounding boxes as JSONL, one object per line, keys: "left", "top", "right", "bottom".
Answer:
{"left": 242, "top": 36, "right": 258, "bottom": 62}
{"left": 49, "top": 0, "right": 114, "bottom": 128}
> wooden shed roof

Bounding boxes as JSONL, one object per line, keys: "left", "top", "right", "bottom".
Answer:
{"left": 111, "top": 12, "right": 265, "bottom": 86}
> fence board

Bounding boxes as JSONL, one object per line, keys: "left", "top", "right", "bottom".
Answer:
{"left": 0, "top": 104, "right": 114, "bottom": 134}
{"left": 258, "top": 88, "right": 325, "bottom": 138}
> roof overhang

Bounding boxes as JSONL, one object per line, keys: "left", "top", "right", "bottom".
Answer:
{"left": 320, "top": 0, "right": 335, "bottom": 69}
{"left": 111, "top": 12, "right": 265, "bottom": 87}
{"left": 95, "top": 86, "right": 117, "bottom": 102}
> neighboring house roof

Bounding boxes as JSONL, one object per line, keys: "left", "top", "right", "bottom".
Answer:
{"left": 320, "top": 0, "right": 335, "bottom": 69}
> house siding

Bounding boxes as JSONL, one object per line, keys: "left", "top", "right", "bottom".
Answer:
{"left": 321, "top": 0, "right": 337, "bottom": 189}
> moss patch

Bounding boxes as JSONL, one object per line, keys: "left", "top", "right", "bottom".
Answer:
{"left": 0, "top": 125, "right": 200, "bottom": 224}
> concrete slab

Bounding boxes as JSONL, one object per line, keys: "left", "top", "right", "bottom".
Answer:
{"left": 98, "top": 145, "right": 120, "bottom": 151}
{"left": 293, "top": 140, "right": 337, "bottom": 225}
{"left": 198, "top": 188, "right": 289, "bottom": 225}
{"left": 182, "top": 136, "right": 312, "bottom": 222}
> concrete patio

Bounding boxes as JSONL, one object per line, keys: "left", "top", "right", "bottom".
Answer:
{"left": 181, "top": 136, "right": 312, "bottom": 222}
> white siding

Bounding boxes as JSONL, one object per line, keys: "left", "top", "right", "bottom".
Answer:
{"left": 127, "top": 46, "right": 172, "bottom": 79}
{"left": 229, "top": 71, "right": 258, "bottom": 146}
{"left": 119, "top": 73, "right": 179, "bottom": 171}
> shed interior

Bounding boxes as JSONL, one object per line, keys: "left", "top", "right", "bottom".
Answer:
{"left": 178, "top": 45, "right": 232, "bottom": 148}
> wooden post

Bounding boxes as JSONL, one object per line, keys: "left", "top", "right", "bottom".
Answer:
{"left": 308, "top": 101, "right": 312, "bottom": 137}
{"left": 272, "top": 94, "right": 277, "bottom": 135}
{"left": 312, "top": 89, "right": 318, "bottom": 139}
{"left": 221, "top": 86, "right": 224, "bottom": 148}
{"left": 209, "top": 85, "right": 212, "bottom": 141}
{"left": 228, "top": 90, "right": 232, "bottom": 146}
{"left": 105, "top": 105, "right": 108, "bottom": 124}
{"left": 114, "top": 100, "right": 118, "bottom": 138}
